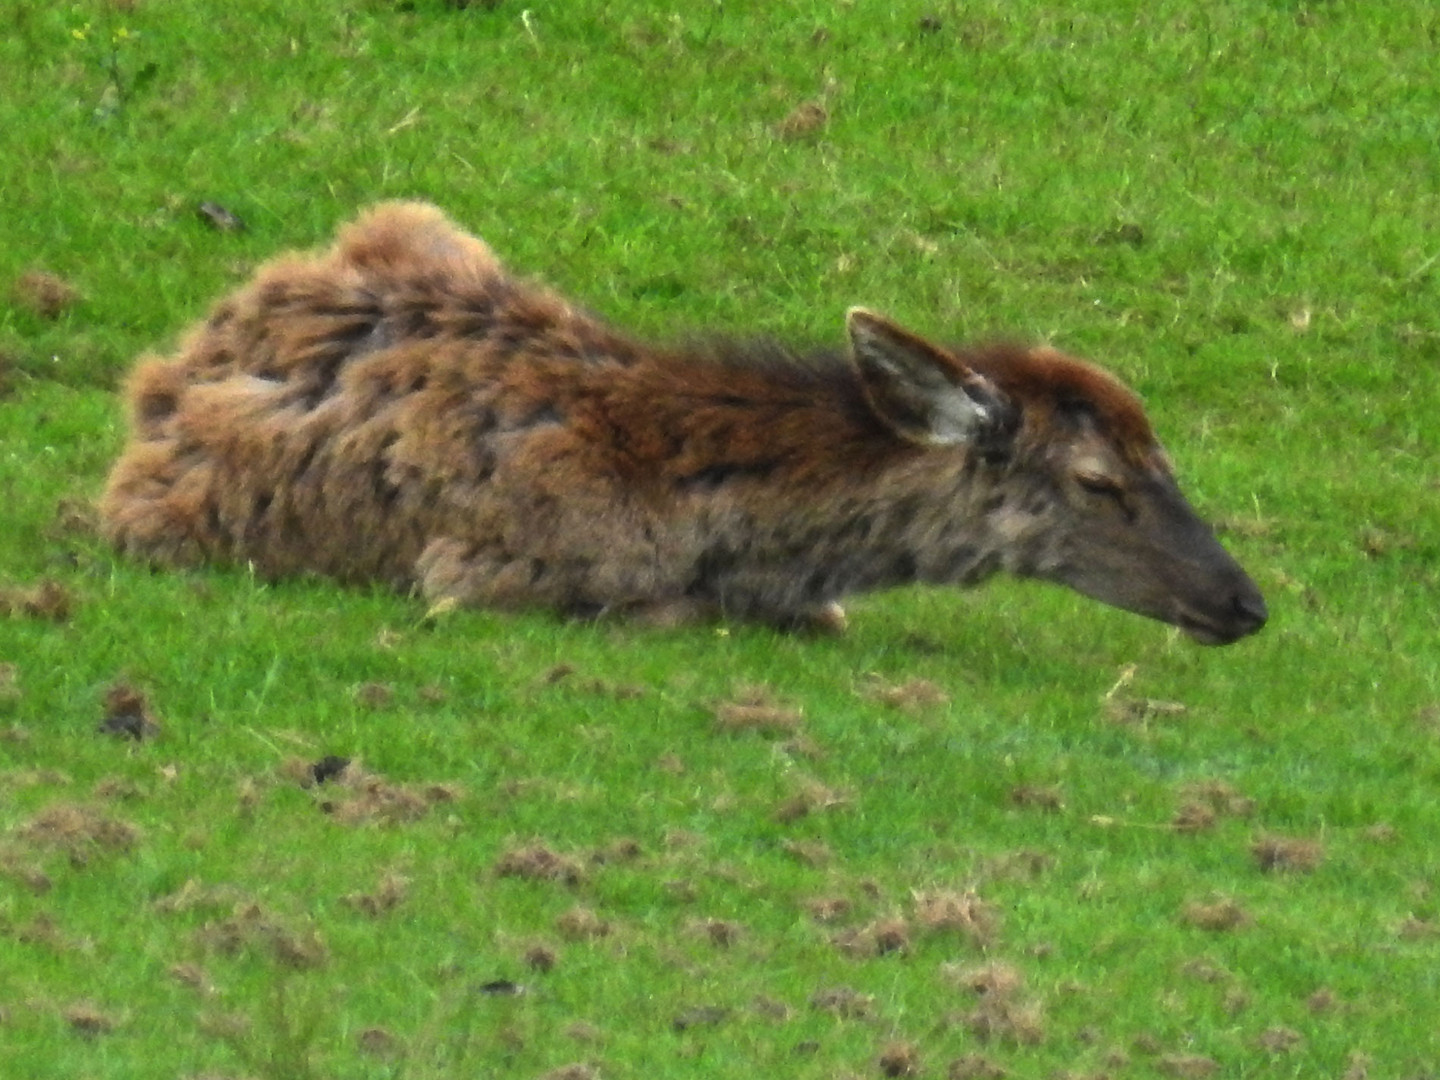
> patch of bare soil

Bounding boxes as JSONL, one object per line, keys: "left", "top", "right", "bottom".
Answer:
{"left": 97, "top": 682, "right": 161, "bottom": 740}
{"left": 0, "top": 579, "right": 75, "bottom": 622}
{"left": 711, "top": 683, "right": 804, "bottom": 735}
{"left": 12, "top": 269, "right": 82, "bottom": 318}
{"left": 774, "top": 100, "right": 828, "bottom": 140}
{"left": 672, "top": 1005, "right": 730, "bottom": 1032}
{"left": 948, "top": 959, "right": 1044, "bottom": 1047}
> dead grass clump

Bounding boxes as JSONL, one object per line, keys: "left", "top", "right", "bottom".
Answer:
{"left": 196, "top": 902, "right": 328, "bottom": 969}
{"left": 863, "top": 676, "right": 950, "bottom": 712}
{"left": 1181, "top": 779, "right": 1256, "bottom": 817}
{"left": 524, "top": 943, "right": 559, "bottom": 972}
{"left": 810, "top": 986, "right": 875, "bottom": 1020}
{"left": 62, "top": 1001, "right": 117, "bottom": 1037}
{"left": 343, "top": 871, "right": 409, "bottom": 917}
{"left": 1158, "top": 1055, "right": 1219, "bottom": 1078}
{"left": 309, "top": 762, "right": 461, "bottom": 826}
{"left": 555, "top": 906, "right": 610, "bottom": 941}
{"left": 878, "top": 1041, "right": 922, "bottom": 1077}
{"left": 805, "top": 895, "right": 853, "bottom": 923}
{"left": 495, "top": 844, "right": 586, "bottom": 885}
{"left": 353, "top": 681, "right": 395, "bottom": 709}
{"left": 168, "top": 963, "right": 215, "bottom": 995}
{"left": 0, "top": 579, "right": 75, "bottom": 622}
{"left": 671, "top": 1005, "right": 730, "bottom": 1032}
{"left": 97, "top": 682, "right": 161, "bottom": 741}
{"left": 1180, "top": 897, "right": 1250, "bottom": 932}
{"left": 0, "top": 853, "right": 52, "bottom": 894}
{"left": 962, "top": 998, "right": 1044, "bottom": 1046}
{"left": 13, "top": 269, "right": 81, "bottom": 318}
{"left": 946, "top": 961, "right": 1025, "bottom": 999}
{"left": 1256, "top": 1026, "right": 1302, "bottom": 1053}
{"left": 774, "top": 100, "right": 828, "bottom": 139}
{"left": 711, "top": 683, "right": 803, "bottom": 735}
{"left": 948, "top": 1054, "right": 1010, "bottom": 1079}
{"left": 693, "top": 917, "right": 742, "bottom": 948}
{"left": 357, "top": 1026, "right": 399, "bottom": 1058}
{"left": 16, "top": 802, "right": 139, "bottom": 866}
{"left": 1009, "top": 784, "right": 1064, "bottom": 812}
{"left": 1171, "top": 801, "right": 1218, "bottom": 833}
{"left": 1250, "top": 833, "right": 1324, "bottom": 873}
{"left": 540, "top": 1066, "right": 598, "bottom": 1080}
{"left": 832, "top": 916, "right": 911, "bottom": 959}
{"left": 781, "top": 838, "right": 832, "bottom": 865}
{"left": 775, "top": 777, "right": 850, "bottom": 823}
{"left": 912, "top": 888, "right": 1000, "bottom": 948}
{"left": 1306, "top": 987, "right": 1337, "bottom": 1013}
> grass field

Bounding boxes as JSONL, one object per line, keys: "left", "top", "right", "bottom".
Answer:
{"left": 3, "top": 1, "right": 1439, "bottom": 1077}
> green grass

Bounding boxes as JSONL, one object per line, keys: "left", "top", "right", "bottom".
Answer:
{"left": 3, "top": 1, "right": 1439, "bottom": 1077}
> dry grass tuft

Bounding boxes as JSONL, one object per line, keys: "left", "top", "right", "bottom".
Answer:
{"left": 303, "top": 762, "right": 461, "bottom": 826}
{"left": 195, "top": 902, "right": 328, "bottom": 969}
{"left": 781, "top": 838, "right": 833, "bottom": 865}
{"left": 712, "top": 684, "right": 804, "bottom": 735}
{"left": 810, "top": 986, "right": 876, "bottom": 1020}
{"left": 495, "top": 844, "right": 586, "bottom": 885}
{"left": 805, "top": 895, "right": 854, "bottom": 923}
{"left": 0, "top": 578, "right": 75, "bottom": 622}
{"left": 946, "top": 961, "right": 1025, "bottom": 999}
{"left": 961, "top": 997, "right": 1045, "bottom": 1046}
{"left": 1250, "top": 833, "right": 1324, "bottom": 873}
{"left": 948, "top": 1054, "right": 1010, "bottom": 1079}
{"left": 862, "top": 676, "right": 950, "bottom": 712}
{"left": 62, "top": 1001, "right": 117, "bottom": 1036}
{"left": 356, "top": 1026, "right": 400, "bottom": 1058}
{"left": 343, "top": 871, "right": 409, "bottom": 916}
{"left": 1180, "top": 897, "right": 1250, "bottom": 932}
{"left": 353, "top": 681, "right": 395, "bottom": 709}
{"left": 1171, "top": 801, "right": 1218, "bottom": 833}
{"left": 16, "top": 802, "right": 140, "bottom": 865}
{"left": 1009, "top": 784, "right": 1064, "bottom": 812}
{"left": 774, "top": 777, "right": 850, "bottom": 823}
{"left": 912, "top": 888, "right": 1000, "bottom": 948}
{"left": 524, "top": 943, "right": 559, "bottom": 972}
{"left": 540, "top": 1065, "right": 599, "bottom": 1080}
{"left": 774, "top": 100, "right": 828, "bottom": 139}
{"left": 98, "top": 682, "right": 162, "bottom": 740}
{"left": 878, "top": 1041, "right": 922, "bottom": 1077}
{"left": 1180, "top": 779, "right": 1256, "bottom": 818}
{"left": 555, "top": 906, "right": 610, "bottom": 940}
{"left": 1256, "top": 1026, "right": 1303, "bottom": 1053}
{"left": 1158, "top": 1054, "right": 1219, "bottom": 1078}
{"left": 13, "top": 269, "right": 82, "bottom": 318}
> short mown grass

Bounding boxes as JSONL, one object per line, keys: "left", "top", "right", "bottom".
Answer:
{"left": 3, "top": 1, "right": 1439, "bottom": 1078}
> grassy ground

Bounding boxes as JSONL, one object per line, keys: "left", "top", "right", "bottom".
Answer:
{"left": 3, "top": 1, "right": 1439, "bottom": 1078}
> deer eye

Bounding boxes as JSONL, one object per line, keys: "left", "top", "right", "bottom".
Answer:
{"left": 1075, "top": 472, "right": 1122, "bottom": 496}
{"left": 1075, "top": 472, "right": 1137, "bottom": 521}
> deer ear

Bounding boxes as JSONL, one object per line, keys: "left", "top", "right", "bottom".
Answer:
{"left": 846, "top": 308, "right": 1010, "bottom": 447}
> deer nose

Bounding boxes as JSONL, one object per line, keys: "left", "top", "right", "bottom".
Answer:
{"left": 1232, "top": 588, "right": 1268, "bottom": 633}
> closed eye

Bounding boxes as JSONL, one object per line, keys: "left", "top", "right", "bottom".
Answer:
{"left": 1075, "top": 474, "right": 1137, "bottom": 521}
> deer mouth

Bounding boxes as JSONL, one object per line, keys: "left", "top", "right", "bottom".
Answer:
{"left": 1174, "top": 594, "right": 1268, "bottom": 645}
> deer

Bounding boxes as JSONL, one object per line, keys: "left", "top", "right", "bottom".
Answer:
{"left": 99, "top": 201, "right": 1268, "bottom": 644}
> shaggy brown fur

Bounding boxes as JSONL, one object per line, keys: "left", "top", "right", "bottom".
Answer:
{"left": 100, "top": 202, "right": 1267, "bottom": 642}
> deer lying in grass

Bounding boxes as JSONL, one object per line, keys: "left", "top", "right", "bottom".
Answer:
{"left": 100, "top": 202, "right": 1267, "bottom": 643}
